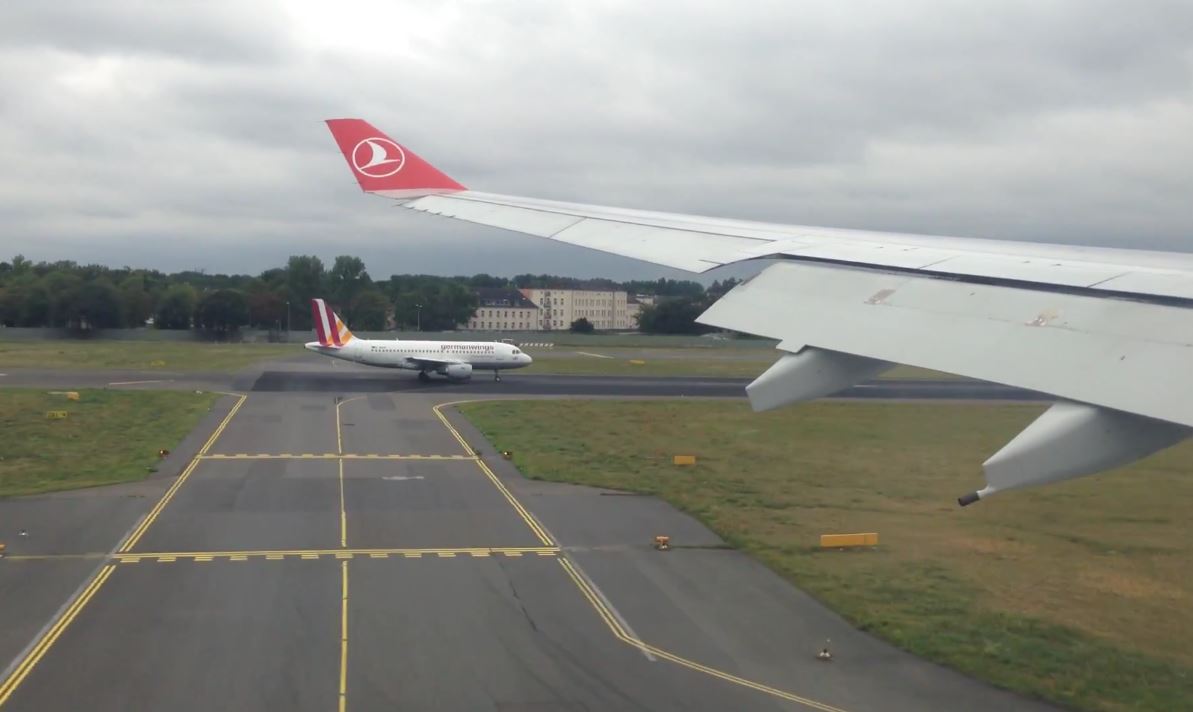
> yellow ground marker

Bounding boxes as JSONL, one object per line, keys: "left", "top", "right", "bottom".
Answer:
{"left": 673, "top": 455, "right": 697, "bottom": 466}
{"left": 819, "top": 533, "right": 878, "bottom": 548}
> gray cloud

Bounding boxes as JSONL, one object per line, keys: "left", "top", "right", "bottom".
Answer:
{"left": 1, "top": 0, "right": 1190, "bottom": 280}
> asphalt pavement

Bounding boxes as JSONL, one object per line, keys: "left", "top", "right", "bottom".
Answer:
{"left": 0, "top": 367, "right": 1060, "bottom": 711}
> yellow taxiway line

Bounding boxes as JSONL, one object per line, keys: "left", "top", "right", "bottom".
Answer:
{"left": 558, "top": 557, "right": 849, "bottom": 711}
{"left": 110, "top": 547, "right": 560, "bottom": 564}
{"left": 433, "top": 401, "right": 555, "bottom": 547}
{"left": 198, "top": 453, "right": 476, "bottom": 460}
{"left": 0, "top": 565, "right": 115, "bottom": 705}
{"left": 339, "top": 560, "right": 349, "bottom": 712}
{"left": 428, "top": 395, "right": 847, "bottom": 711}
{"left": 120, "top": 393, "right": 247, "bottom": 553}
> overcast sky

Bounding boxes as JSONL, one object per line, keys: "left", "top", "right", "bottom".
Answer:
{"left": 1, "top": 1, "right": 1191, "bottom": 281}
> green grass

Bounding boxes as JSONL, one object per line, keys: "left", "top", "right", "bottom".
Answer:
{"left": 460, "top": 400, "right": 1193, "bottom": 712}
{"left": 0, "top": 340, "right": 296, "bottom": 371}
{"left": 0, "top": 389, "right": 220, "bottom": 496}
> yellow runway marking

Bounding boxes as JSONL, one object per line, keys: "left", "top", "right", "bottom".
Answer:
{"left": 199, "top": 453, "right": 475, "bottom": 460}
{"left": 338, "top": 458, "right": 347, "bottom": 547}
{"left": 558, "top": 558, "right": 849, "bottom": 711}
{"left": 431, "top": 402, "right": 476, "bottom": 455}
{"left": 433, "top": 401, "right": 555, "bottom": 546}
{"left": 120, "top": 393, "right": 247, "bottom": 553}
{"left": 103, "top": 547, "right": 560, "bottom": 563}
{"left": 427, "top": 397, "right": 846, "bottom": 709}
{"left": 339, "top": 561, "right": 349, "bottom": 712}
{"left": 0, "top": 565, "right": 115, "bottom": 706}
{"left": 335, "top": 397, "right": 365, "bottom": 550}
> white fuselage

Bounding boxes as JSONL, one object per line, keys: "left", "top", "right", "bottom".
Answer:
{"left": 304, "top": 338, "right": 532, "bottom": 374}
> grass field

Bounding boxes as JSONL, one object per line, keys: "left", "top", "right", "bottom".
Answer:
{"left": 0, "top": 340, "right": 296, "bottom": 371}
{"left": 460, "top": 400, "right": 1193, "bottom": 712}
{"left": 0, "top": 389, "right": 220, "bottom": 496}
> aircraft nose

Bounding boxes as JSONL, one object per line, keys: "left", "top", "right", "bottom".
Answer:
{"left": 522, "top": 353, "right": 533, "bottom": 365}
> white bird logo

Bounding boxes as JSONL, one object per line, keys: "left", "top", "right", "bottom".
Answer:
{"left": 351, "top": 138, "right": 406, "bottom": 178}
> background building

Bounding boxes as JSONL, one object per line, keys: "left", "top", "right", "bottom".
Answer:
{"left": 518, "top": 288, "right": 636, "bottom": 331}
{"left": 462, "top": 288, "right": 540, "bottom": 331}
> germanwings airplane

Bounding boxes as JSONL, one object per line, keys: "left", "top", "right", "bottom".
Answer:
{"left": 305, "top": 298, "right": 532, "bottom": 381}
{"left": 325, "top": 118, "right": 1192, "bottom": 505}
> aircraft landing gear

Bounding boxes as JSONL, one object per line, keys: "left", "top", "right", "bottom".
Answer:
{"left": 418, "top": 370, "right": 431, "bottom": 382}
{"left": 494, "top": 371, "right": 502, "bottom": 382}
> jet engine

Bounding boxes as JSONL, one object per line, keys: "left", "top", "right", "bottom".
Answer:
{"left": 442, "top": 363, "right": 473, "bottom": 381}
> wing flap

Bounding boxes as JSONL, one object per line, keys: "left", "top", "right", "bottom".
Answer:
{"left": 699, "top": 262, "right": 1193, "bottom": 427}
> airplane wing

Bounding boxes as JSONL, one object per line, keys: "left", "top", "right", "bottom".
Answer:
{"left": 326, "top": 118, "right": 1192, "bottom": 505}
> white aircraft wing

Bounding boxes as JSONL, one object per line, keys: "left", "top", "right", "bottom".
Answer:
{"left": 326, "top": 118, "right": 1192, "bottom": 505}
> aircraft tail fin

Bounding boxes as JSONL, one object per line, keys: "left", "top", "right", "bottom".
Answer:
{"left": 325, "top": 118, "right": 466, "bottom": 198}
{"left": 311, "top": 298, "right": 355, "bottom": 347}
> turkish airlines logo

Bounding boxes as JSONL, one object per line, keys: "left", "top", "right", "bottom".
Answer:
{"left": 351, "top": 138, "right": 406, "bottom": 178}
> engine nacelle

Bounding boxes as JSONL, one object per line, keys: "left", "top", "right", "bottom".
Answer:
{"left": 442, "top": 363, "right": 473, "bottom": 381}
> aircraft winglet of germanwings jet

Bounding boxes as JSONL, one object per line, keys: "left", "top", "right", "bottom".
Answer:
{"left": 305, "top": 298, "right": 532, "bottom": 381}
{"left": 325, "top": 118, "right": 1192, "bottom": 505}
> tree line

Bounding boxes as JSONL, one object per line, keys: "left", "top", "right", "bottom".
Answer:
{"left": 0, "top": 255, "right": 732, "bottom": 334}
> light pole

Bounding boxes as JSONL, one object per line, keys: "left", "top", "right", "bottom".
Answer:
{"left": 415, "top": 303, "right": 422, "bottom": 332}
{"left": 286, "top": 300, "right": 291, "bottom": 335}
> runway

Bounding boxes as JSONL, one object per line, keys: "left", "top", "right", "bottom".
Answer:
{"left": 0, "top": 379, "right": 1058, "bottom": 710}
{"left": 0, "top": 363, "right": 1047, "bottom": 402}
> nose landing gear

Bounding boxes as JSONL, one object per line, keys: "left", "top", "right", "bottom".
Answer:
{"left": 494, "top": 371, "right": 502, "bottom": 382}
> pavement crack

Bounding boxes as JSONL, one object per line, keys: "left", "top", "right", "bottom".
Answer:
{"left": 496, "top": 557, "right": 539, "bottom": 633}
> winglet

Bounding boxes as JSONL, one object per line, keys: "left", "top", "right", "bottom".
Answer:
{"left": 325, "top": 118, "right": 465, "bottom": 197}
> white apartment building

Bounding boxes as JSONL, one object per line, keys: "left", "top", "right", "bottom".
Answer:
{"left": 462, "top": 288, "right": 540, "bottom": 331}
{"left": 518, "top": 288, "right": 638, "bottom": 331}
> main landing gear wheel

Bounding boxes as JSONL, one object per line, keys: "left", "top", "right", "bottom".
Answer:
{"left": 418, "top": 371, "right": 430, "bottom": 382}
{"left": 494, "top": 371, "right": 502, "bottom": 382}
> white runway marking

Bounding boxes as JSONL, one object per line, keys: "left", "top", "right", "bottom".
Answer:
{"left": 382, "top": 475, "right": 426, "bottom": 481}
{"left": 107, "top": 379, "right": 171, "bottom": 386}
{"left": 576, "top": 351, "right": 613, "bottom": 359}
